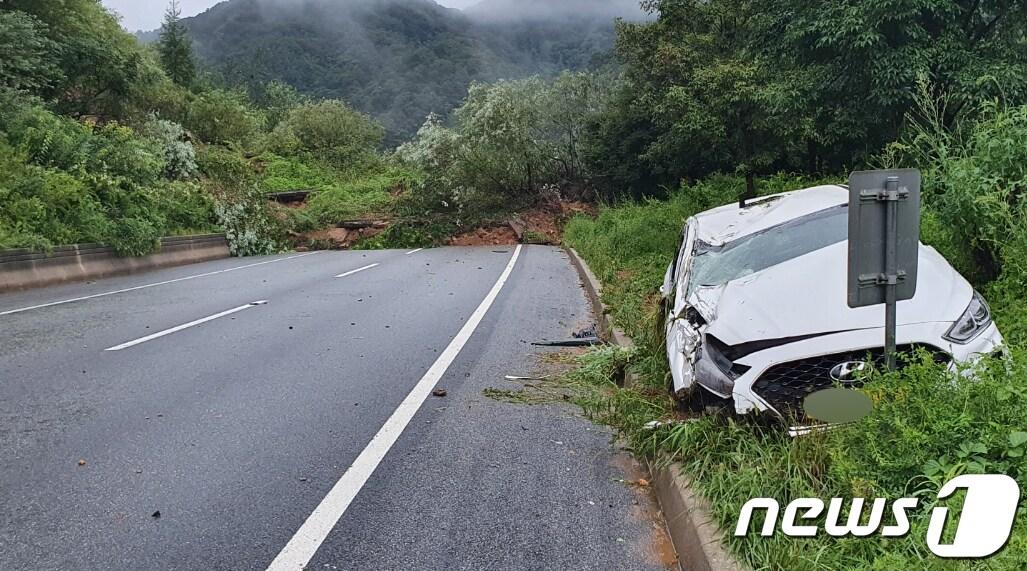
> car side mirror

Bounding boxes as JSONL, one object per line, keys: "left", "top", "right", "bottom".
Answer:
{"left": 660, "top": 263, "right": 674, "bottom": 300}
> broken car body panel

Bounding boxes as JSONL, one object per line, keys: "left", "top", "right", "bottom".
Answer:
{"left": 662, "top": 184, "right": 1004, "bottom": 418}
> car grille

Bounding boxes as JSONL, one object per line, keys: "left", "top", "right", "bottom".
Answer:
{"left": 752, "top": 345, "right": 949, "bottom": 419}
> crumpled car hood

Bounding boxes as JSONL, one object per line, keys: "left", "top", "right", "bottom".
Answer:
{"left": 692, "top": 241, "right": 973, "bottom": 346}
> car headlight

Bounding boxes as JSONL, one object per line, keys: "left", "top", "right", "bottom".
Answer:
{"left": 944, "top": 291, "right": 992, "bottom": 344}
{"left": 704, "top": 335, "right": 751, "bottom": 379}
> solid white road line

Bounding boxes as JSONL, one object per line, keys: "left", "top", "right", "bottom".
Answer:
{"left": 0, "top": 252, "right": 320, "bottom": 317}
{"left": 266, "top": 244, "right": 523, "bottom": 571}
{"left": 104, "top": 301, "right": 268, "bottom": 352}
{"left": 334, "top": 263, "right": 379, "bottom": 278}
{"left": 405, "top": 248, "right": 424, "bottom": 255}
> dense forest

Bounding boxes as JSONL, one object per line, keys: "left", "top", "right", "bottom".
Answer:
{"left": 172, "top": 0, "right": 642, "bottom": 142}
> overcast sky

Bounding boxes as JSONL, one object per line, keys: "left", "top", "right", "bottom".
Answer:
{"left": 101, "top": 0, "right": 481, "bottom": 32}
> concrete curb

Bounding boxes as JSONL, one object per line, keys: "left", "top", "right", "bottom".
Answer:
{"left": 0, "top": 234, "right": 230, "bottom": 292}
{"left": 650, "top": 461, "right": 745, "bottom": 571}
{"left": 563, "top": 247, "right": 638, "bottom": 387}
{"left": 562, "top": 245, "right": 745, "bottom": 571}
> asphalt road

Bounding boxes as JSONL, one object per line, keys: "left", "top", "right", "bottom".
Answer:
{"left": 0, "top": 247, "right": 674, "bottom": 571}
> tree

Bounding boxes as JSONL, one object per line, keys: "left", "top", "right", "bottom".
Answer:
{"left": 398, "top": 73, "right": 608, "bottom": 211}
{"left": 258, "top": 81, "right": 308, "bottom": 131}
{"left": 158, "top": 0, "right": 196, "bottom": 88}
{"left": 0, "top": 11, "right": 60, "bottom": 93}
{"left": 761, "top": 0, "right": 1027, "bottom": 172}
{"left": 594, "top": 0, "right": 799, "bottom": 197}
{"left": 3, "top": 0, "right": 146, "bottom": 116}
{"left": 585, "top": 0, "right": 1027, "bottom": 198}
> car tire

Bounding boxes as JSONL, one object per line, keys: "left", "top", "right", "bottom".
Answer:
{"left": 674, "top": 385, "right": 728, "bottom": 414}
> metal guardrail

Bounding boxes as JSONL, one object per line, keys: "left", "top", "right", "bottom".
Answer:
{"left": 0, "top": 234, "right": 231, "bottom": 292}
{"left": 0, "top": 234, "right": 228, "bottom": 264}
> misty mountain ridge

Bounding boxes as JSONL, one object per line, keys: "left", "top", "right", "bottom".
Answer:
{"left": 166, "top": 0, "right": 642, "bottom": 143}
{"left": 465, "top": 0, "right": 643, "bottom": 21}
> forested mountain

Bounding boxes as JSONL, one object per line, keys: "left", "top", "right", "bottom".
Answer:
{"left": 174, "top": 0, "right": 642, "bottom": 143}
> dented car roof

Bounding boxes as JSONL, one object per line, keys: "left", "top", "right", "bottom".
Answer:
{"left": 692, "top": 185, "right": 849, "bottom": 246}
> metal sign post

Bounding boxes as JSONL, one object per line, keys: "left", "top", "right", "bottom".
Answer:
{"left": 847, "top": 170, "right": 922, "bottom": 370}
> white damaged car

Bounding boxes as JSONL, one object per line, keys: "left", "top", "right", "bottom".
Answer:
{"left": 660, "top": 184, "right": 1004, "bottom": 428}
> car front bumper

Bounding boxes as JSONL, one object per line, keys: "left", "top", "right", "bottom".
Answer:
{"left": 717, "top": 321, "right": 1006, "bottom": 416}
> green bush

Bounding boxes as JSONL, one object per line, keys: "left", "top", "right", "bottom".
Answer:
{"left": 2, "top": 103, "right": 92, "bottom": 172}
{"left": 0, "top": 102, "right": 216, "bottom": 255}
{"left": 84, "top": 122, "right": 164, "bottom": 188}
{"left": 151, "top": 181, "right": 217, "bottom": 235}
{"left": 270, "top": 100, "right": 383, "bottom": 165}
{"left": 184, "top": 89, "right": 264, "bottom": 146}
{"left": 259, "top": 153, "right": 340, "bottom": 193}
{"left": 141, "top": 118, "right": 198, "bottom": 180}
{"left": 0, "top": 142, "right": 107, "bottom": 249}
{"left": 884, "top": 94, "right": 1027, "bottom": 283}
{"left": 195, "top": 144, "right": 256, "bottom": 188}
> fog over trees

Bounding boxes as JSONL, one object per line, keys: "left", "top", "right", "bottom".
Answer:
{"left": 172, "top": 0, "right": 642, "bottom": 142}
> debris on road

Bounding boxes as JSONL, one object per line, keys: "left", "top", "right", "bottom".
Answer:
{"left": 504, "top": 375, "right": 550, "bottom": 382}
{"left": 614, "top": 477, "right": 651, "bottom": 488}
{"left": 432, "top": 389, "right": 448, "bottom": 398}
{"left": 151, "top": 511, "right": 161, "bottom": 519}
{"left": 642, "top": 418, "right": 695, "bottom": 430}
{"left": 77, "top": 459, "right": 86, "bottom": 466}
{"left": 532, "top": 338, "right": 601, "bottom": 347}
{"left": 572, "top": 325, "right": 599, "bottom": 339}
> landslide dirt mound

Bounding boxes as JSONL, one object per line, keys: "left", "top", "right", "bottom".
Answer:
{"left": 449, "top": 227, "right": 520, "bottom": 246}
{"left": 278, "top": 197, "right": 598, "bottom": 249}
{"left": 294, "top": 226, "right": 386, "bottom": 249}
{"left": 448, "top": 200, "right": 597, "bottom": 247}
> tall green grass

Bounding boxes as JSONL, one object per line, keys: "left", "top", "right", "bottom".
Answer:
{"left": 258, "top": 152, "right": 420, "bottom": 236}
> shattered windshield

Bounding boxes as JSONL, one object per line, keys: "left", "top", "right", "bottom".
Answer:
{"left": 688, "top": 206, "right": 847, "bottom": 295}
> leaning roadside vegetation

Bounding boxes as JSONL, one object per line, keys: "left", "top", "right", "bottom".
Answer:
{"left": 3, "top": 1, "right": 1027, "bottom": 568}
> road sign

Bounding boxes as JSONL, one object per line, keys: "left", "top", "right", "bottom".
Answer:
{"left": 847, "top": 169, "right": 921, "bottom": 369}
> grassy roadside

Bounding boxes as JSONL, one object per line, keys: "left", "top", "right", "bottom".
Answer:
{"left": 562, "top": 175, "right": 1027, "bottom": 570}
